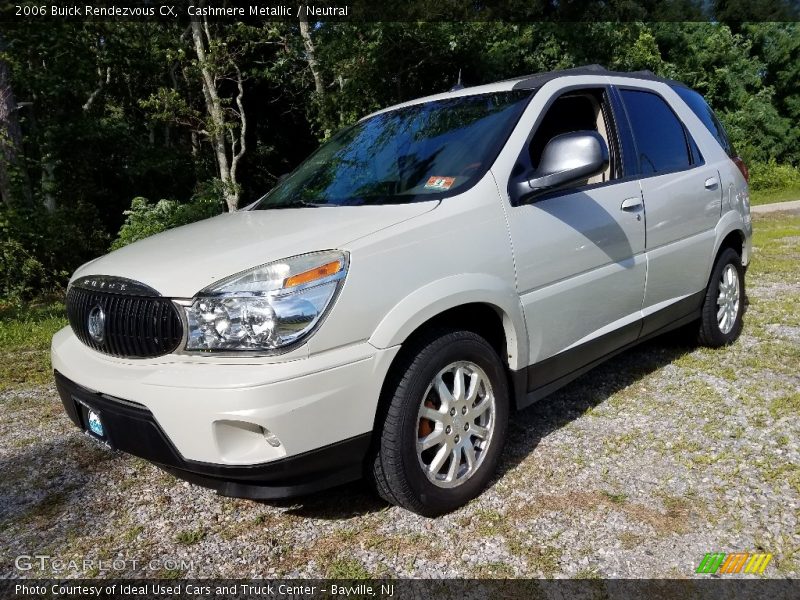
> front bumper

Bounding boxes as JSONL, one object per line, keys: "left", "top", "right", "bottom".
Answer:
{"left": 55, "top": 372, "right": 371, "bottom": 498}
{"left": 51, "top": 327, "right": 400, "bottom": 497}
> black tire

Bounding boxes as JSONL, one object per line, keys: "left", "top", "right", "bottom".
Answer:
{"left": 370, "top": 329, "right": 510, "bottom": 517}
{"left": 697, "top": 247, "right": 745, "bottom": 348}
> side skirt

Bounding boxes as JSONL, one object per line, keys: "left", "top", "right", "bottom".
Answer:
{"left": 515, "top": 290, "right": 704, "bottom": 410}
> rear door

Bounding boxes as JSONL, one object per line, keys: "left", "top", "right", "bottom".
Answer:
{"left": 615, "top": 87, "right": 722, "bottom": 335}
{"left": 672, "top": 84, "right": 751, "bottom": 251}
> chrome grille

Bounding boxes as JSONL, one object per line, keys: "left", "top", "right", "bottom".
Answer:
{"left": 66, "top": 282, "right": 183, "bottom": 358}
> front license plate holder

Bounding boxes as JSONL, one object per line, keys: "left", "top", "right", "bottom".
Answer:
{"left": 73, "top": 397, "right": 112, "bottom": 447}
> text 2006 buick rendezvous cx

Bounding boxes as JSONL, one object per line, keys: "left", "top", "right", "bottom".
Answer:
{"left": 53, "top": 66, "right": 752, "bottom": 516}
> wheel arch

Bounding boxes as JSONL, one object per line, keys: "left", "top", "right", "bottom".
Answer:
{"left": 368, "top": 274, "right": 528, "bottom": 371}
{"left": 710, "top": 212, "right": 748, "bottom": 278}
{"left": 717, "top": 229, "right": 745, "bottom": 260}
{"left": 368, "top": 276, "right": 527, "bottom": 437}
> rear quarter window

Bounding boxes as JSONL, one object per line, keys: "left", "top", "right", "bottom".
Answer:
{"left": 673, "top": 86, "right": 735, "bottom": 157}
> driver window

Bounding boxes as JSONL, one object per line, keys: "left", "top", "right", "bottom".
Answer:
{"left": 528, "top": 89, "right": 615, "bottom": 187}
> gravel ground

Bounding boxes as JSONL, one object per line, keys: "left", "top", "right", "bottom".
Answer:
{"left": 1, "top": 212, "right": 798, "bottom": 580}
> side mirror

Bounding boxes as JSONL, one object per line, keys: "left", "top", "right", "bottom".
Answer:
{"left": 512, "top": 131, "right": 609, "bottom": 203}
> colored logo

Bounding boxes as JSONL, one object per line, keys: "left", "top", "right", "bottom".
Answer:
{"left": 696, "top": 552, "right": 772, "bottom": 574}
{"left": 87, "top": 304, "right": 105, "bottom": 343}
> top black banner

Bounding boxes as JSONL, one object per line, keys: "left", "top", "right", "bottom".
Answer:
{"left": 3, "top": 0, "right": 800, "bottom": 22}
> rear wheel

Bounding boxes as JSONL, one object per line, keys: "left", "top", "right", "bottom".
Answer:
{"left": 371, "top": 329, "right": 509, "bottom": 516}
{"left": 697, "top": 247, "right": 745, "bottom": 347}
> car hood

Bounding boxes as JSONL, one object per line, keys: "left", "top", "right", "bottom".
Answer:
{"left": 72, "top": 203, "right": 437, "bottom": 297}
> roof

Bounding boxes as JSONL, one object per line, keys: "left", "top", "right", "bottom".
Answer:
{"left": 362, "top": 64, "right": 687, "bottom": 120}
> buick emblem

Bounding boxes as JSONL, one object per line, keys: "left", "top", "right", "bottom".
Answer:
{"left": 87, "top": 305, "right": 105, "bottom": 343}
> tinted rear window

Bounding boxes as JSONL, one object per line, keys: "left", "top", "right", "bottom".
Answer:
{"left": 673, "top": 85, "right": 736, "bottom": 157}
{"left": 620, "top": 89, "right": 692, "bottom": 175}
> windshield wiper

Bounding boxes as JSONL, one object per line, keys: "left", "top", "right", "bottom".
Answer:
{"left": 268, "top": 200, "right": 321, "bottom": 209}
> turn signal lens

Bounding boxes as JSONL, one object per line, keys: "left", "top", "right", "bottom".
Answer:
{"left": 284, "top": 260, "right": 342, "bottom": 288}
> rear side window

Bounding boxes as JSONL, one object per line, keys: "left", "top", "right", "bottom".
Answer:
{"left": 620, "top": 89, "right": 692, "bottom": 175}
{"left": 673, "top": 85, "right": 736, "bottom": 157}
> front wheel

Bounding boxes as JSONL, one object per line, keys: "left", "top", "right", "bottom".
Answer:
{"left": 370, "top": 329, "right": 509, "bottom": 516}
{"left": 697, "top": 247, "right": 745, "bottom": 347}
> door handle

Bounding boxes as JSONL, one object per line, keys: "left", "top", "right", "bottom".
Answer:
{"left": 704, "top": 177, "right": 719, "bottom": 190}
{"left": 620, "top": 197, "right": 643, "bottom": 211}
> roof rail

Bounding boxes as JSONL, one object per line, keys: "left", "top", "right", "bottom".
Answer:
{"left": 510, "top": 64, "right": 683, "bottom": 90}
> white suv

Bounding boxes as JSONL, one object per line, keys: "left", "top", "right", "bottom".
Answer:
{"left": 52, "top": 66, "right": 752, "bottom": 516}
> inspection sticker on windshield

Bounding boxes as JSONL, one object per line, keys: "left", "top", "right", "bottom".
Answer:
{"left": 424, "top": 176, "right": 456, "bottom": 191}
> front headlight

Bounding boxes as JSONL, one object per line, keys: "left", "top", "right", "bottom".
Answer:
{"left": 184, "top": 250, "right": 347, "bottom": 352}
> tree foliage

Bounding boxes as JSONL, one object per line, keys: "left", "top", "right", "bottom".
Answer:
{"left": 111, "top": 183, "right": 224, "bottom": 250}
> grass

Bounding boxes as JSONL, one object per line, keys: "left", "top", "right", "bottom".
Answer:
{"left": 470, "top": 508, "right": 507, "bottom": 537}
{"left": 325, "top": 557, "right": 372, "bottom": 578}
{"left": 601, "top": 491, "right": 628, "bottom": 504}
{"left": 473, "top": 561, "right": 516, "bottom": 578}
{"left": 761, "top": 464, "right": 800, "bottom": 494}
{"left": 22, "top": 490, "right": 69, "bottom": 524}
{"left": 618, "top": 532, "right": 646, "bottom": 550}
{"left": 602, "top": 431, "right": 640, "bottom": 455}
{"left": 507, "top": 541, "right": 561, "bottom": 577}
{"left": 749, "top": 214, "right": 800, "bottom": 287}
{"left": 753, "top": 212, "right": 800, "bottom": 242}
{"left": 575, "top": 567, "right": 603, "bottom": 579}
{"left": 124, "top": 524, "right": 145, "bottom": 542}
{"left": 0, "top": 299, "right": 67, "bottom": 391}
{"left": 0, "top": 299, "right": 66, "bottom": 347}
{"left": 174, "top": 527, "right": 206, "bottom": 545}
{"left": 769, "top": 393, "right": 800, "bottom": 419}
{"left": 750, "top": 186, "right": 800, "bottom": 206}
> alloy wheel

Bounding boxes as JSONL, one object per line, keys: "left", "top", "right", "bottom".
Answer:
{"left": 717, "top": 263, "right": 740, "bottom": 334}
{"left": 415, "top": 361, "right": 496, "bottom": 488}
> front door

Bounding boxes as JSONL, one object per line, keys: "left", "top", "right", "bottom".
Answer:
{"left": 503, "top": 87, "right": 646, "bottom": 391}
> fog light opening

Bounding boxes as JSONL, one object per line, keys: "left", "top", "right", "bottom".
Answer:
{"left": 261, "top": 427, "right": 282, "bottom": 448}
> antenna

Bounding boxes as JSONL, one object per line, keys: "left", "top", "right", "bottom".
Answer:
{"left": 449, "top": 69, "right": 464, "bottom": 92}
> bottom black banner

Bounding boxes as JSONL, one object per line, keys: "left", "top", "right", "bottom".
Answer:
{"left": 1, "top": 579, "right": 798, "bottom": 600}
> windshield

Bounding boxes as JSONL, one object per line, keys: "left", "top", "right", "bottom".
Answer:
{"left": 255, "top": 90, "right": 532, "bottom": 208}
